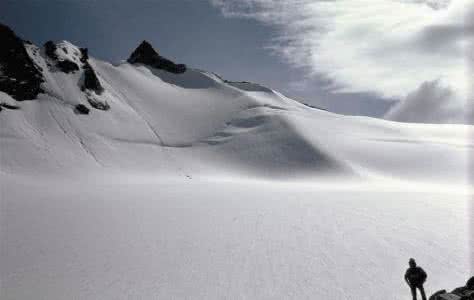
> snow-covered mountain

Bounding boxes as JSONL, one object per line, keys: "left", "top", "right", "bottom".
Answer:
{"left": 0, "top": 23, "right": 472, "bottom": 299}
{"left": 0, "top": 23, "right": 468, "bottom": 183}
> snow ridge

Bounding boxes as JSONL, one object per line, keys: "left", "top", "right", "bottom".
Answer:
{"left": 0, "top": 33, "right": 469, "bottom": 184}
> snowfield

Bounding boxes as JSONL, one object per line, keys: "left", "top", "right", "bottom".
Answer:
{"left": 1, "top": 175, "right": 471, "bottom": 299}
{"left": 0, "top": 42, "right": 472, "bottom": 299}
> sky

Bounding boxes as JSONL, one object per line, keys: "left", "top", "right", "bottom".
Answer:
{"left": 1, "top": 0, "right": 471, "bottom": 122}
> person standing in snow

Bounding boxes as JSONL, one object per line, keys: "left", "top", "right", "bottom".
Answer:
{"left": 405, "top": 258, "right": 428, "bottom": 300}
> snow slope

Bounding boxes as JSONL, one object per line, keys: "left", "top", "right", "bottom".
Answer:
{"left": 0, "top": 40, "right": 472, "bottom": 299}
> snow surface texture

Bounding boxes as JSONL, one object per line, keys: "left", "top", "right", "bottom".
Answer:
{"left": 0, "top": 41, "right": 472, "bottom": 299}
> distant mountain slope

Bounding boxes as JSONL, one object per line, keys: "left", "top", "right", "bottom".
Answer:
{"left": 0, "top": 23, "right": 470, "bottom": 184}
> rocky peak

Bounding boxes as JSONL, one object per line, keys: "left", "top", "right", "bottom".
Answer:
{"left": 43, "top": 40, "right": 80, "bottom": 73}
{"left": 43, "top": 39, "right": 106, "bottom": 109}
{"left": 128, "top": 40, "right": 159, "bottom": 63}
{"left": 127, "top": 40, "right": 186, "bottom": 74}
{"left": 0, "top": 23, "right": 44, "bottom": 100}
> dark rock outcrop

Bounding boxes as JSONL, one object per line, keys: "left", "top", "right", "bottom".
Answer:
{"left": 78, "top": 48, "right": 107, "bottom": 110}
{"left": 82, "top": 67, "right": 103, "bottom": 94}
{"left": 467, "top": 277, "right": 474, "bottom": 290}
{"left": 79, "top": 47, "right": 104, "bottom": 95}
{"left": 74, "top": 104, "right": 90, "bottom": 115}
{"left": 57, "top": 60, "right": 80, "bottom": 73}
{"left": 79, "top": 48, "right": 89, "bottom": 62}
{"left": 127, "top": 40, "right": 186, "bottom": 74}
{"left": 87, "top": 96, "right": 109, "bottom": 111}
{"left": 429, "top": 290, "right": 447, "bottom": 300}
{"left": 0, "top": 102, "right": 20, "bottom": 110}
{"left": 45, "top": 41, "right": 106, "bottom": 110}
{"left": 43, "top": 40, "right": 79, "bottom": 73}
{"left": 0, "top": 23, "right": 44, "bottom": 100}
{"left": 430, "top": 277, "right": 474, "bottom": 300}
{"left": 44, "top": 41, "right": 58, "bottom": 60}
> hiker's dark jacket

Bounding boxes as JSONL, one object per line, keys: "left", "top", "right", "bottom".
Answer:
{"left": 405, "top": 266, "right": 427, "bottom": 286}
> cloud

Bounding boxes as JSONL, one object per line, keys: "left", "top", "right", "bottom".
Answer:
{"left": 384, "top": 80, "right": 467, "bottom": 123}
{"left": 211, "top": 0, "right": 472, "bottom": 110}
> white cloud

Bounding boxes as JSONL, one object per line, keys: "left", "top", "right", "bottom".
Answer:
{"left": 384, "top": 80, "right": 466, "bottom": 123}
{"left": 211, "top": 0, "right": 472, "bottom": 114}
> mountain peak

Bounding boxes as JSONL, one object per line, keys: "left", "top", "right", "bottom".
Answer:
{"left": 0, "top": 23, "right": 44, "bottom": 100}
{"left": 127, "top": 40, "right": 186, "bottom": 74}
{"left": 130, "top": 40, "right": 159, "bottom": 59}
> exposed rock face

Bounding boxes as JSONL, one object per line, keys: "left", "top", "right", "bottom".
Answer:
{"left": 87, "top": 97, "right": 110, "bottom": 111}
{"left": 0, "top": 23, "right": 44, "bottom": 100}
{"left": 83, "top": 67, "right": 103, "bottom": 93}
{"left": 79, "top": 47, "right": 104, "bottom": 95}
{"left": 57, "top": 60, "right": 80, "bottom": 73}
{"left": 1, "top": 25, "right": 190, "bottom": 114}
{"left": 468, "top": 277, "right": 474, "bottom": 290}
{"left": 43, "top": 40, "right": 80, "bottom": 73}
{"left": 0, "top": 102, "right": 20, "bottom": 110}
{"left": 74, "top": 104, "right": 90, "bottom": 115}
{"left": 44, "top": 41, "right": 58, "bottom": 60}
{"left": 78, "top": 47, "right": 107, "bottom": 110}
{"left": 45, "top": 41, "right": 106, "bottom": 111}
{"left": 127, "top": 40, "right": 186, "bottom": 74}
{"left": 79, "top": 47, "right": 89, "bottom": 62}
{"left": 430, "top": 277, "right": 474, "bottom": 300}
